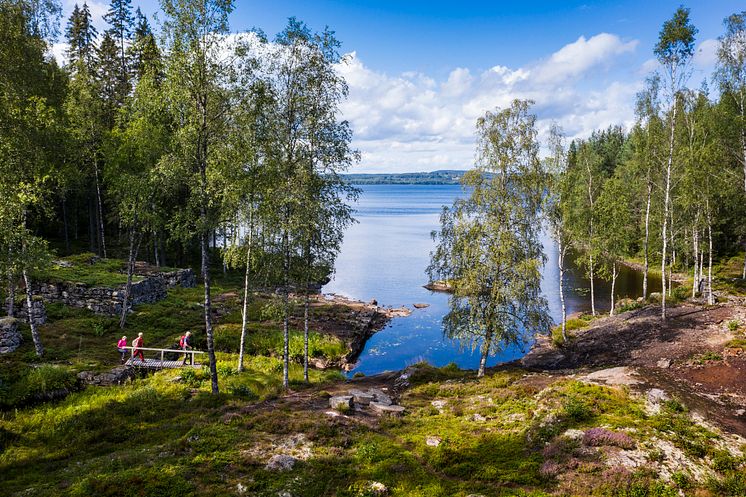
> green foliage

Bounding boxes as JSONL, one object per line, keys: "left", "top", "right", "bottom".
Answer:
{"left": 0, "top": 364, "right": 79, "bottom": 408}
{"left": 428, "top": 100, "right": 551, "bottom": 375}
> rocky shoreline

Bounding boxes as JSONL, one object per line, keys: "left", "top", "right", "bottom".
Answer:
{"left": 311, "top": 293, "right": 411, "bottom": 370}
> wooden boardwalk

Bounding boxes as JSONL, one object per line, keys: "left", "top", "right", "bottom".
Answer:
{"left": 123, "top": 346, "right": 204, "bottom": 370}
{"left": 124, "top": 358, "right": 202, "bottom": 369}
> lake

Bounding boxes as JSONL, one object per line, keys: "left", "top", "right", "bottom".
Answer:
{"left": 323, "top": 184, "right": 660, "bottom": 375}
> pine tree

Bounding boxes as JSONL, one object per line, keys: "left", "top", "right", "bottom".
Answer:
{"left": 97, "top": 32, "right": 120, "bottom": 129}
{"left": 65, "top": 2, "right": 97, "bottom": 73}
{"left": 103, "top": 0, "right": 133, "bottom": 103}
{"left": 129, "top": 8, "right": 161, "bottom": 80}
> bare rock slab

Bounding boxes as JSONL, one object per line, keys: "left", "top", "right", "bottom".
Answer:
{"left": 349, "top": 389, "right": 375, "bottom": 405}
{"left": 370, "top": 402, "right": 405, "bottom": 416}
{"left": 329, "top": 396, "right": 353, "bottom": 410}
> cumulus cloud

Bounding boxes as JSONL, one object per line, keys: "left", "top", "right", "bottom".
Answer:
{"left": 338, "top": 33, "right": 642, "bottom": 172}
{"left": 533, "top": 33, "right": 638, "bottom": 83}
{"left": 693, "top": 38, "right": 719, "bottom": 69}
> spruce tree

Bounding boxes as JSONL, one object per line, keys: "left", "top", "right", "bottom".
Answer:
{"left": 103, "top": 0, "right": 133, "bottom": 103}
{"left": 65, "top": 2, "right": 97, "bottom": 73}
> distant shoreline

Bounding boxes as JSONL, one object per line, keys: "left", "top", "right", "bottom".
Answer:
{"left": 343, "top": 170, "right": 466, "bottom": 185}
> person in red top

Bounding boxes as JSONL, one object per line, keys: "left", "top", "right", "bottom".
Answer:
{"left": 117, "top": 336, "right": 127, "bottom": 364}
{"left": 131, "top": 332, "right": 145, "bottom": 363}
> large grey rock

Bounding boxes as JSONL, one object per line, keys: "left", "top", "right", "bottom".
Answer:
{"left": 370, "top": 402, "right": 405, "bottom": 416}
{"left": 329, "top": 395, "right": 353, "bottom": 410}
{"left": 77, "top": 366, "right": 135, "bottom": 386}
{"left": 368, "top": 388, "right": 392, "bottom": 406}
{"left": 0, "top": 317, "right": 21, "bottom": 354}
{"left": 265, "top": 454, "right": 297, "bottom": 471}
{"left": 349, "top": 389, "right": 375, "bottom": 405}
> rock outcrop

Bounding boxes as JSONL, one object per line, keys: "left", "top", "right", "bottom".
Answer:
{"left": 34, "top": 268, "right": 196, "bottom": 316}
{"left": 0, "top": 317, "right": 21, "bottom": 354}
{"left": 76, "top": 366, "right": 136, "bottom": 386}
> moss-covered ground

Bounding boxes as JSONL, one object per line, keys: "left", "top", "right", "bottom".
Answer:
{"left": 1, "top": 363, "right": 744, "bottom": 496}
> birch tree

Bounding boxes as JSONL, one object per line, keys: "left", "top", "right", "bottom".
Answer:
{"left": 160, "top": 0, "right": 236, "bottom": 394}
{"left": 429, "top": 100, "right": 551, "bottom": 378}
{"left": 655, "top": 7, "right": 697, "bottom": 318}
{"left": 544, "top": 123, "right": 570, "bottom": 341}
{"left": 715, "top": 11, "right": 746, "bottom": 278}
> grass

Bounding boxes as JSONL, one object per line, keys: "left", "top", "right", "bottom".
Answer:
{"left": 550, "top": 315, "right": 599, "bottom": 346}
{"left": 39, "top": 253, "right": 137, "bottom": 286}
{"left": 0, "top": 362, "right": 743, "bottom": 496}
{"left": 0, "top": 260, "right": 355, "bottom": 411}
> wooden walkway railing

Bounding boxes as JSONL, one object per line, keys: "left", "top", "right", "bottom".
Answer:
{"left": 122, "top": 346, "right": 204, "bottom": 369}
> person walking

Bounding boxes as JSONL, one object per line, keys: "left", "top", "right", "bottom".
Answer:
{"left": 180, "top": 331, "right": 192, "bottom": 365}
{"left": 117, "top": 336, "right": 128, "bottom": 364}
{"left": 131, "top": 332, "right": 145, "bottom": 363}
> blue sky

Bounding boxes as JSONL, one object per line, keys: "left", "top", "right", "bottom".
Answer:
{"left": 58, "top": 0, "right": 745, "bottom": 172}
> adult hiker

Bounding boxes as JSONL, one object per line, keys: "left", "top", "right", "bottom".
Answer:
{"left": 117, "top": 336, "right": 128, "bottom": 364}
{"left": 131, "top": 332, "right": 145, "bottom": 363}
{"left": 180, "top": 331, "right": 192, "bottom": 365}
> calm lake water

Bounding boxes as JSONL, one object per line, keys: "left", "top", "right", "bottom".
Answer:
{"left": 324, "top": 184, "right": 660, "bottom": 375}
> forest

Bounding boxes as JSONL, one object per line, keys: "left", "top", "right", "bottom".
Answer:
{"left": 1, "top": 0, "right": 359, "bottom": 393}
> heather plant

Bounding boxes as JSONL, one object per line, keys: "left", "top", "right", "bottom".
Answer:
{"left": 582, "top": 427, "right": 635, "bottom": 449}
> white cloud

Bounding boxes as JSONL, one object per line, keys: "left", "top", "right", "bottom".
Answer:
{"left": 338, "top": 32, "right": 642, "bottom": 173}
{"left": 694, "top": 38, "right": 719, "bottom": 69}
{"left": 533, "top": 33, "right": 638, "bottom": 83}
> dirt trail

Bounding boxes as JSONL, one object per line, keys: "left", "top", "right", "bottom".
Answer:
{"left": 522, "top": 301, "right": 746, "bottom": 437}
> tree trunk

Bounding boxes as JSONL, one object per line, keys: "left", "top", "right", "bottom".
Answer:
{"left": 238, "top": 210, "right": 253, "bottom": 373}
{"left": 477, "top": 327, "right": 493, "bottom": 378}
{"left": 558, "top": 239, "right": 567, "bottom": 342}
{"left": 7, "top": 272, "right": 15, "bottom": 318}
{"left": 282, "top": 227, "right": 290, "bottom": 390}
{"left": 94, "top": 158, "right": 106, "bottom": 258}
{"left": 303, "top": 287, "right": 309, "bottom": 383}
{"left": 692, "top": 229, "right": 698, "bottom": 298}
{"left": 609, "top": 261, "right": 618, "bottom": 316}
{"left": 661, "top": 103, "right": 677, "bottom": 319}
{"left": 62, "top": 197, "right": 70, "bottom": 255}
{"left": 201, "top": 228, "right": 219, "bottom": 394}
{"left": 589, "top": 252, "right": 596, "bottom": 316}
{"left": 22, "top": 269, "right": 43, "bottom": 356}
{"left": 159, "top": 234, "right": 166, "bottom": 268}
{"left": 119, "top": 228, "right": 141, "bottom": 329}
{"left": 89, "top": 192, "right": 97, "bottom": 253}
{"left": 707, "top": 208, "right": 714, "bottom": 306}
{"left": 643, "top": 181, "right": 652, "bottom": 299}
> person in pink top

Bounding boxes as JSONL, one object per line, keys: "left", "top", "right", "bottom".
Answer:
{"left": 117, "top": 336, "right": 127, "bottom": 364}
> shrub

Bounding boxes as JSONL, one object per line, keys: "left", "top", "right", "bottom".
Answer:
{"left": 259, "top": 299, "right": 287, "bottom": 322}
{"left": 672, "top": 285, "right": 690, "bottom": 302}
{"left": 616, "top": 299, "right": 644, "bottom": 313}
{"left": 582, "top": 428, "right": 635, "bottom": 449}
{"left": 563, "top": 397, "right": 593, "bottom": 422}
{"left": 727, "top": 319, "right": 741, "bottom": 332}
{"left": 2, "top": 365, "right": 79, "bottom": 408}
